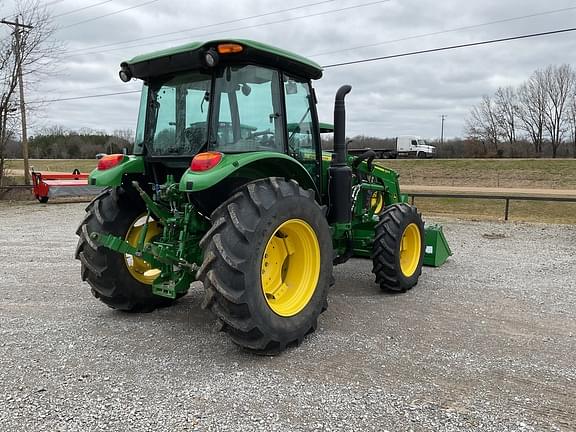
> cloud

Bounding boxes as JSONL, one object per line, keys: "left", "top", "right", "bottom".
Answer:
{"left": 4, "top": 0, "right": 575, "bottom": 139}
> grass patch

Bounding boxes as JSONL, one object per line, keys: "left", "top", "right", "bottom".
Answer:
{"left": 413, "top": 197, "right": 576, "bottom": 224}
{"left": 3, "top": 158, "right": 576, "bottom": 223}
{"left": 5, "top": 159, "right": 97, "bottom": 173}
{"left": 380, "top": 159, "right": 576, "bottom": 189}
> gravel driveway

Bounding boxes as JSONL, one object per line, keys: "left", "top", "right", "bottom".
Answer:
{"left": 0, "top": 201, "right": 574, "bottom": 431}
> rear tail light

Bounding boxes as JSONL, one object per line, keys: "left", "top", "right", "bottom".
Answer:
{"left": 97, "top": 154, "right": 124, "bottom": 171}
{"left": 190, "top": 152, "right": 223, "bottom": 172}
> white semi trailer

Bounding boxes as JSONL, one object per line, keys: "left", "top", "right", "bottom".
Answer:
{"left": 348, "top": 135, "right": 436, "bottom": 159}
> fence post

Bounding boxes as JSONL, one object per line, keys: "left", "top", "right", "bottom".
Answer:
{"left": 504, "top": 198, "right": 510, "bottom": 221}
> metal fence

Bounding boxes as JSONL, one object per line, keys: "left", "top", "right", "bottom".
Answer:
{"left": 3, "top": 185, "right": 576, "bottom": 222}
{"left": 408, "top": 192, "right": 576, "bottom": 221}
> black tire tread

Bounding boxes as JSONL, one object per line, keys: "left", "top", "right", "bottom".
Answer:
{"left": 198, "top": 177, "right": 331, "bottom": 354}
{"left": 75, "top": 187, "right": 178, "bottom": 312}
{"left": 371, "top": 203, "right": 424, "bottom": 293}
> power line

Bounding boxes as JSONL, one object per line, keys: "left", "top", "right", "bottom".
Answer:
{"left": 2, "top": 0, "right": 65, "bottom": 21}
{"left": 28, "top": 90, "right": 140, "bottom": 104}
{"left": 62, "top": 0, "right": 391, "bottom": 58}
{"left": 52, "top": 0, "right": 114, "bottom": 19}
{"left": 41, "top": 82, "right": 138, "bottom": 94}
{"left": 307, "top": 5, "right": 576, "bottom": 57}
{"left": 58, "top": 0, "right": 160, "bottom": 30}
{"left": 63, "top": 0, "right": 338, "bottom": 54}
{"left": 30, "top": 25, "right": 576, "bottom": 104}
{"left": 321, "top": 26, "right": 576, "bottom": 68}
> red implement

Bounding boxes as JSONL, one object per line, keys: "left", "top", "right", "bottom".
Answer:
{"left": 32, "top": 169, "right": 102, "bottom": 203}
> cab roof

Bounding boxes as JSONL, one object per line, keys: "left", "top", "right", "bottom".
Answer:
{"left": 122, "top": 39, "right": 323, "bottom": 80}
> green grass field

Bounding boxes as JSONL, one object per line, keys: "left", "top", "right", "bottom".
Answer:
{"left": 380, "top": 159, "right": 576, "bottom": 189}
{"left": 4, "top": 158, "right": 576, "bottom": 223}
{"left": 413, "top": 197, "right": 576, "bottom": 224}
{"left": 5, "top": 159, "right": 97, "bottom": 173}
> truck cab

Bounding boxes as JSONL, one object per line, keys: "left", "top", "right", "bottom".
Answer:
{"left": 396, "top": 135, "right": 436, "bottom": 158}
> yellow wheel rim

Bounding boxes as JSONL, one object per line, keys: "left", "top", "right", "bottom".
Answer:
{"left": 260, "top": 219, "right": 321, "bottom": 317}
{"left": 124, "top": 215, "right": 162, "bottom": 285}
{"left": 399, "top": 223, "right": 421, "bottom": 277}
{"left": 370, "top": 191, "right": 384, "bottom": 214}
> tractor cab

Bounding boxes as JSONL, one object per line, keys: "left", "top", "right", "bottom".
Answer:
{"left": 120, "top": 40, "right": 325, "bottom": 193}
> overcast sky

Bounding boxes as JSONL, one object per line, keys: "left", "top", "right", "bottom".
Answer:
{"left": 2, "top": 0, "right": 576, "bottom": 139}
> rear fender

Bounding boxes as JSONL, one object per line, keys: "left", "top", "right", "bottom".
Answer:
{"left": 179, "top": 152, "right": 319, "bottom": 198}
{"left": 88, "top": 155, "right": 145, "bottom": 187}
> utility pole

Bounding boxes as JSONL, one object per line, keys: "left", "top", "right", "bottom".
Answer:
{"left": 440, "top": 114, "right": 447, "bottom": 145}
{"left": 1, "top": 16, "right": 33, "bottom": 185}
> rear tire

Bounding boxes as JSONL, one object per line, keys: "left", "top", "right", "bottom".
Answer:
{"left": 75, "top": 187, "right": 179, "bottom": 312}
{"left": 198, "top": 178, "right": 332, "bottom": 354}
{"left": 38, "top": 196, "right": 48, "bottom": 203}
{"left": 371, "top": 203, "right": 424, "bottom": 293}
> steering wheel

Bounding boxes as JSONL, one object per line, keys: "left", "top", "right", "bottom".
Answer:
{"left": 249, "top": 131, "right": 275, "bottom": 148}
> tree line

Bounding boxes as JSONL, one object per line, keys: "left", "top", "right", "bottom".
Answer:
{"left": 2, "top": 127, "right": 134, "bottom": 159}
{"left": 466, "top": 64, "right": 576, "bottom": 158}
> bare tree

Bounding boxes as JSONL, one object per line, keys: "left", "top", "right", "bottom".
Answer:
{"left": 494, "top": 86, "right": 518, "bottom": 146}
{"left": 465, "top": 95, "right": 500, "bottom": 154}
{"left": 0, "top": 0, "right": 59, "bottom": 184}
{"left": 568, "top": 94, "right": 576, "bottom": 158}
{"left": 542, "top": 64, "right": 576, "bottom": 158}
{"left": 517, "top": 71, "right": 548, "bottom": 156}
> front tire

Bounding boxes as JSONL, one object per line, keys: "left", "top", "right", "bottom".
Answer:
{"left": 371, "top": 203, "right": 424, "bottom": 292}
{"left": 198, "top": 178, "right": 332, "bottom": 354}
{"left": 75, "top": 187, "right": 178, "bottom": 312}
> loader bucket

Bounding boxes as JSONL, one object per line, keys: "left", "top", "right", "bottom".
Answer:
{"left": 423, "top": 224, "right": 452, "bottom": 267}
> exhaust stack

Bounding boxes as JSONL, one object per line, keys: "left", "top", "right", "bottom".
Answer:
{"left": 328, "top": 85, "right": 353, "bottom": 224}
{"left": 332, "top": 85, "right": 352, "bottom": 165}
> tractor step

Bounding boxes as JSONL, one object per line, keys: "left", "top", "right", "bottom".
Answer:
{"left": 423, "top": 224, "right": 452, "bottom": 267}
{"left": 152, "top": 279, "right": 177, "bottom": 299}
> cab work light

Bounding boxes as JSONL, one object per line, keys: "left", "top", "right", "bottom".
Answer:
{"left": 217, "top": 43, "right": 243, "bottom": 54}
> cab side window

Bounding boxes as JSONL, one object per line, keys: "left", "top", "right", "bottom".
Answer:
{"left": 283, "top": 75, "right": 318, "bottom": 177}
{"left": 211, "top": 65, "right": 284, "bottom": 153}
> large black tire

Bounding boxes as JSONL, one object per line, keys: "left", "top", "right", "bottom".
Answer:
{"left": 38, "top": 196, "right": 49, "bottom": 203}
{"left": 371, "top": 203, "right": 424, "bottom": 293}
{"left": 75, "top": 187, "right": 178, "bottom": 312}
{"left": 198, "top": 178, "right": 332, "bottom": 354}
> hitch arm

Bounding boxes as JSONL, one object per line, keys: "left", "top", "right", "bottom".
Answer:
{"left": 90, "top": 232, "right": 160, "bottom": 265}
{"left": 131, "top": 181, "right": 172, "bottom": 221}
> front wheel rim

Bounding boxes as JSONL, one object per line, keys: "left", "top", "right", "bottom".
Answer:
{"left": 399, "top": 223, "right": 421, "bottom": 277}
{"left": 261, "top": 219, "right": 321, "bottom": 317}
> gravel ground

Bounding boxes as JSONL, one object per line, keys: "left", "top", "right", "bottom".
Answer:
{"left": 0, "top": 201, "right": 575, "bottom": 431}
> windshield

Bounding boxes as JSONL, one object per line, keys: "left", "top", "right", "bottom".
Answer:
{"left": 137, "top": 65, "right": 288, "bottom": 156}
{"left": 144, "top": 71, "right": 211, "bottom": 156}
{"left": 417, "top": 139, "right": 427, "bottom": 146}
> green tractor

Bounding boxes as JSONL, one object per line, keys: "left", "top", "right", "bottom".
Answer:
{"left": 76, "top": 40, "right": 451, "bottom": 354}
